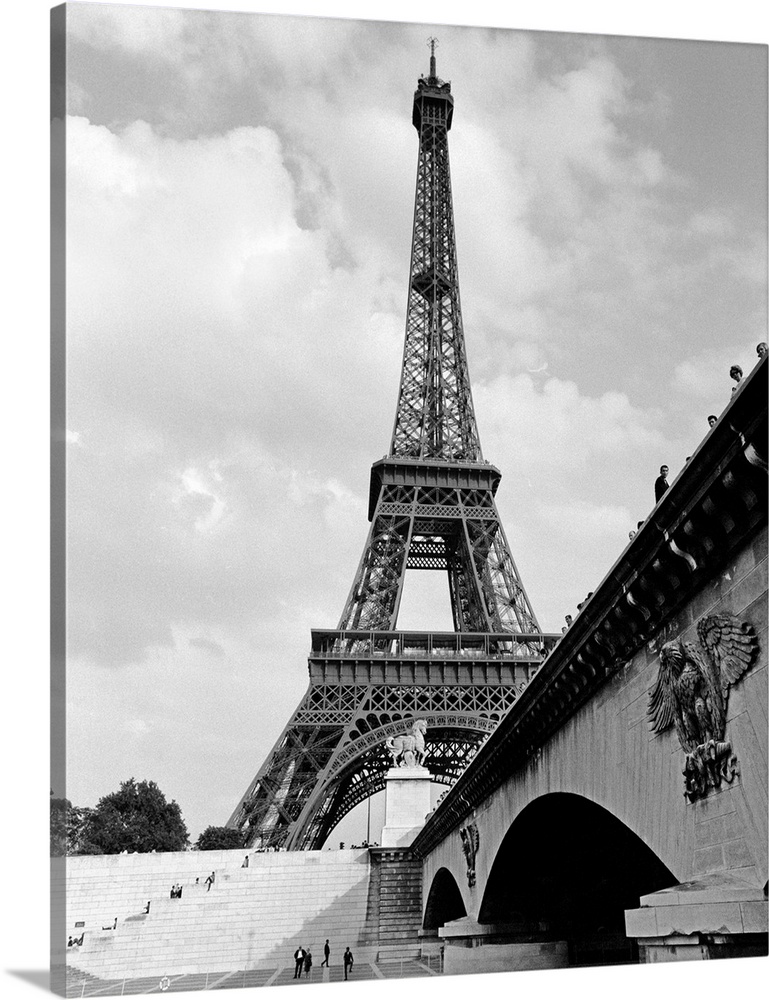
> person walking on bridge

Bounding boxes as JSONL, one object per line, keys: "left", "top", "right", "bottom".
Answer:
{"left": 343, "top": 947, "right": 354, "bottom": 981}
{"left": 321, "top": 940, "right": 330, "bottom": 967}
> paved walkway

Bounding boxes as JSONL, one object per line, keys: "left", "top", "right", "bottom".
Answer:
{"left": 67, "top": 959, "right": 442, "bottom": 996}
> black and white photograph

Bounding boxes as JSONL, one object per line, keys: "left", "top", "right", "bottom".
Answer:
{"left": 2, "top": 2, "right": 768, "bottom": 999}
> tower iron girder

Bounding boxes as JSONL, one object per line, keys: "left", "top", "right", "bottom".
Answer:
{"left": 228, "top": 54, "right": 554, "bottom": 852}
{"left": 229, "top": 661, "right": 542, "bottom": 851}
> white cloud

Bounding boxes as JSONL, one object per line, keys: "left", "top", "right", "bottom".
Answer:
{"left": 67, "top": 4, "right": 192, "bottom": 57}
{"left": 124, "top": 718, "right": 150, "bottom": 736}
{"left": 175, "top": 467, "right": 227, "bottom": 534}
{"left": 475, "top": 373, "right": 666, "bottom": 470}
{"left": 671, "top": 344, "right": 759, "bottom": 405}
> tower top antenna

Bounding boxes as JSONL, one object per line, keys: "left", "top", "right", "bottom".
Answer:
{"left": 427, "top": 36, "right": 438, "bottom": 79}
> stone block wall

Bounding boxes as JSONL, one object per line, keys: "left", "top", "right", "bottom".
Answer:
{"left": 62, "top": 849, "right": 375, "bottom": 979}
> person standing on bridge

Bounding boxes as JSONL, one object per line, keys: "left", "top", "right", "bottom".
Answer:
{"left": 293, "top": 946, "right": 306, "bottom": 979}
{"left": 654, "top": 465, "right": 669, "bottom": 503}
{"left": 321, "top": 940, "right": 330, "bottom": 967}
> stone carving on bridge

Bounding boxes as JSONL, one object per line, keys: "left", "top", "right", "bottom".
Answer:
{"left": 647, "top": 614, "right": 757, "bottom": 801}
{"left": 386, "top": 719, "right": 427, "bottom": 768}
{"left": 460, "top": 823, "right": 479, "bottom": 887}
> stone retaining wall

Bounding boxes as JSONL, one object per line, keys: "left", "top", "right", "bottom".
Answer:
{"left": 61, "top": 848, "right": 375, "bottom": 979}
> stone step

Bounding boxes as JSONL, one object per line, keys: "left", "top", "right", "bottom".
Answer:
{"left": 373, "top": 853, "right": 424, "bottom": 956}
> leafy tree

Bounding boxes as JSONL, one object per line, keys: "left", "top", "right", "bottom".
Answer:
{"left": 74, "top": 778, "right": 189, "bottom": 855}
{"left": 196, "top": 826, "right": 246, "bottom": 851}
{"left": 51, "top": 792, "right": 95, "bottom": 855}
{"left": 50, "top": 792, "right": 69, "bottom": 856}
{"left": 68, "top": 805, "right": 95, "bottom": 855}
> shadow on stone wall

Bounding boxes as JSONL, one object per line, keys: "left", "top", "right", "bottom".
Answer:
{"left": 257, "top": 860, "right": 380, "bottom": 967}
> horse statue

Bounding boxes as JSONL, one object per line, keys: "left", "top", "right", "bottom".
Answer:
{"left": 386, "top": 719, "right": 427, "bottom": 768}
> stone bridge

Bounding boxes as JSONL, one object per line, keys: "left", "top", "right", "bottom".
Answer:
{"left": 410, "top": 358, "right": 767, "bottom": 972}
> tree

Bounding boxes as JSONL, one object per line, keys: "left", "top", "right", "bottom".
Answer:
{"left": 196, "top": 826, "right": 246, "bottom": 851}
{"left": 67, "top": 805, "right": 95, "bottom": 855}
{"left": 74, "top": 778, "right": 189, "bottom": 855}
{"left": 50, "top": 791, "right": 92, "bottom": 856}
{"left": 50, "top": 792, "right": 69, "bottom": 856}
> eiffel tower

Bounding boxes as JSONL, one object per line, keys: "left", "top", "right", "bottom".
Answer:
{"left": 228, "top": 43, "right": 557, "bottom": 850}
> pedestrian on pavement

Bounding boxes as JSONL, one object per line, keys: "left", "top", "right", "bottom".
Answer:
{"left": 321, "top": 940, "right": 330, "bottom": 967}
{"left": 343, "top": 947, "right": 354, "bottom": 981}
{"left": 293, "top": 946, "right": 306, "bottom": 979}
{"left": 304, "top": 950, "right": 313, "bottom": 977}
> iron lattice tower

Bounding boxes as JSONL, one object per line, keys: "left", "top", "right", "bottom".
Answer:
{"left": 229, "top": 48, "right": 556, "bottom": 850}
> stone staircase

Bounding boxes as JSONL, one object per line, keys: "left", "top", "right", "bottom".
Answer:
{"left": 371, "top": 849, "right": 423, "bottom": 962}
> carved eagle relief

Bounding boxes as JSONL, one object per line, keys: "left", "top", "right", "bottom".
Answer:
{"left": 647, "top": 614, "right": 757, "bottom": 800}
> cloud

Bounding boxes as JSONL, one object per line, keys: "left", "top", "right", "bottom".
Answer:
{"left": 469, "top": 371, "right": 684, "bottom": 627}
{"left": 67, "top": 4, "right": 192, "bottom": 57}
{"left": 124, "top": 718, "right": 150, "bottom": 736}
{"left": 671, "top": 344, "right": 760, "bottom": 407}
{"left": 174, "top": 467, "right": 227, "bottom": 534}
{"left": 188, "top": 637, "right": 225, "bottom": 657}
{"left": 63, "top": 106, "right": 409, "bottom": 669}
{"left": 475, "top": 373, "right": 666, "bottom": 471}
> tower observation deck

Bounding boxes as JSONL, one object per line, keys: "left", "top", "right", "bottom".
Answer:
{"left": 228, "top": 47, "right": 557, "bottom": 850}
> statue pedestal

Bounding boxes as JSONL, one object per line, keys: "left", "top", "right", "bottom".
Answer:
{"left": 380, "top": 766, "right": 432, "bottom": 848}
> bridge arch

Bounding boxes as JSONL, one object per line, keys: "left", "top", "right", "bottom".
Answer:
{"left": 478, "top": 792, "right": 676, "bottom": 965}
{"left": 423, "top": 867, "right": 467, "bottom": 931}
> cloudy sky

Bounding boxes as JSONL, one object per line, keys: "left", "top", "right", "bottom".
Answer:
{"left": 54, "top": 2, "right": 767, "bottom": 844}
